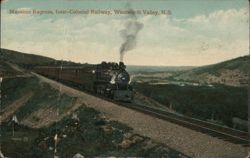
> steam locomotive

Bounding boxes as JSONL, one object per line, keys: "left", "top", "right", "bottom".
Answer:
{"left": 34, "top": 62, "right": 133, "bottom": 102}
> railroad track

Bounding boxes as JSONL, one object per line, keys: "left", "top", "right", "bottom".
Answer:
{"left": 66, "top": 82, "right": 250, "bottom": 146}
{"left": 35, "top": 73, "right": 250, "bottom": 146}
{"left": 118, "top": 101, "right": 250, "bottom": 146}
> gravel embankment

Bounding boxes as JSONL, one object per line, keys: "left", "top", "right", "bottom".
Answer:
{"left": 34, "top": 73, "right": 249, "bottom": 158}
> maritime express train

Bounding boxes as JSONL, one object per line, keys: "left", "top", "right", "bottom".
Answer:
{"left": 35, "top": 62, "right": 133, "bottom": 102}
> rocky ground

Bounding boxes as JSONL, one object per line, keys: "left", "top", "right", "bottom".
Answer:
{"left": 1, "top": 105, "right": 188, "bottom": 158}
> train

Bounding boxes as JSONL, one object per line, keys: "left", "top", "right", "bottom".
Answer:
{"left": 34, "top": 62, "right": 134, "bottom": 102}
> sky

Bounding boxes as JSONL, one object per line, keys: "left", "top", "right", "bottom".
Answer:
{"left": 1, "top": 0, "right": 249, "bottom": 66}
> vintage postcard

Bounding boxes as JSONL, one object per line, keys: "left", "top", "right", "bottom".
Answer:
{"left": 0, "top": 0, "right": 249, "bottom": 157}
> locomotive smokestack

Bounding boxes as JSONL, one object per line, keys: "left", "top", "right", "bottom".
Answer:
{"left": 119, "top": 5, "right": 144, "bottom": 62}
{"left": 119, "top": 61, "right": 126, "bottom": 69}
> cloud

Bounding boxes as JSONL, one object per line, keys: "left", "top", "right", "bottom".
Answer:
{"left": 1, "top": 7, "right": 249, "bottom": 66}
{"left": 136, "top": 8, "right": 249, "bottom": 64}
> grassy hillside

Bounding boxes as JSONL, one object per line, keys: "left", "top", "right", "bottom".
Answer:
{"left": 0, "top": 48, "right": 83, "bottom": 69}
{"left": 193, "top": 56, "right": 249, "bottom": 74}
{"left": 0, "top": 62, "right": 23, "bottom": 77}
{"left": 1, "top": 48, "right": 55, "bottom": 65}
{"left": 174, "top": 56, "right": 249, "bottom": 86}
{"left": 1, "top": 77, "right": 73, "bottom": 121}
{"left": 133, "top": 82, "right": 248, "bottom": 131}
{"left": 0, "top": 58, "right": 188, "bottom": 157}
{"left": 0, "top": 76, "right": 188, "bottom": 157}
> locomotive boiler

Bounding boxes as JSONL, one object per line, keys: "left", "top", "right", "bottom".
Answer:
{"left": 35, "top": 62, "right": 133, "bottom": 102}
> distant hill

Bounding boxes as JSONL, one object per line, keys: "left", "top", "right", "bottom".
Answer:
{"left": 127, "top": 65, "right": 195, "bottom": 74}
{"left": 174, "top": 56, "right": 249, "bottom": 86}
{"left": 1, "top": 48, "right": 249, "bottom": 86}
{"left": 1, "top": 48, "right": 195, "bottom": 72}
{"left": 0, "top": 48, "right": 82, "bottom": 68}
{"left": 1, "top": 48, "right": 55, "bottom": 65}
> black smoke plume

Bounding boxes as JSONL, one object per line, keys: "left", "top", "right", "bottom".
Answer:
{"left": 119, "top": 7, "right": 144, "bottom": 62}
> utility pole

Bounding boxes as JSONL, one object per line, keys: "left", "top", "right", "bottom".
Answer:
{"left": 0, "top": 77, "right": 2, "bottom": 153}
{"left": 248, "top": 69, "right": 250, "bottom": 132}
{"left": 248, "top": 51, "right": 250, "bottom": 133}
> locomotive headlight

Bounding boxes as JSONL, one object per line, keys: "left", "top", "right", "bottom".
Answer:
{"left": 92, "top": 70, "right": 96, "bottom": 74}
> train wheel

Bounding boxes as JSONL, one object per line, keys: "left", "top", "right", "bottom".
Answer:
{"left": 110, "top": 91, "right": 114, "bottom": 99}
{"left": 101, "top": 89, "right": 104, "bottom": 95}
{"left": 97, "top": 87, "right": 102, "bottom": 95}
